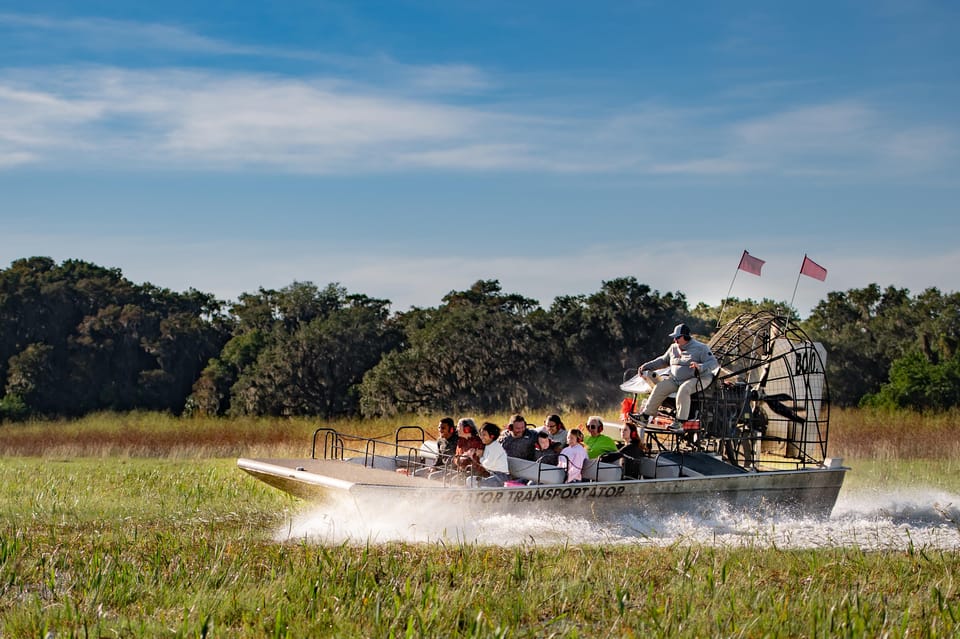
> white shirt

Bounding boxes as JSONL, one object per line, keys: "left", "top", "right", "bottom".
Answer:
{"left": 479, "top": 440, "right": 509, "bottom": 474}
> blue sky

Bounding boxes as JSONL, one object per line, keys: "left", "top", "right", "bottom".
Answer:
{"left": 1, "top": 1, "right": 958, "bottom": 316}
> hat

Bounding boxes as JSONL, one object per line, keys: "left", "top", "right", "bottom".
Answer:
{"left": 668, "top": 323, "right": 691, "bottom": 339}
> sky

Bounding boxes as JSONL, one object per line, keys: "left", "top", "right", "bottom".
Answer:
{"left": 1, "top": 1, "right": 958, "bottom": 317}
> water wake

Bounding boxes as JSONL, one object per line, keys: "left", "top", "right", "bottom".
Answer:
{"left": 276, "top": 488, "right": 960, "bottom": 550}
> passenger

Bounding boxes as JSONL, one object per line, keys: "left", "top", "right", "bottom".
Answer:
{"left": 636, "top": 323, "right": 719, "bottom": 432}
{"left": 461, "top": 422, "right": 511, "bottom": 487}
{"left": 559, "top": 428, "right": 589, "bottom": 483}
{"left": 500, "top": 414, "right": 537, "bottom": 460}
{"left": 534, "top": 431, "right": 560, "bottom": 466}
{"left": 453, "top": 418, "right": 483, "bottom": 472}
{"left": 539, "top": 414, "right": 567, "bottom": 446}
{"left": 434, "top": 417, "right": 459, "bottom": 465}
{"left": 617, "top": 422, "right": 644, "bottom": 480}
{"left": 583, "top": 416, "right": 618, "bottom": 460}
{"left": 424, "top": 417, "right": 459, "bottom": 478}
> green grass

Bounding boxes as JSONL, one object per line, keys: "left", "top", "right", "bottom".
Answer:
{"left": 1, "top": 410, "right": 960, "bottom": 637}
{"left": 2, "top": 458, "right": 959, "bottom": 638}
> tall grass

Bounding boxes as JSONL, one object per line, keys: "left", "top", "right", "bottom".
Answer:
{"left": 0, "top": 410, "right": 610, "bottom": 458}
{"left": 3, "top": 407, "right": 959, "bottom": 460}
{"left": 1, "top": 459, "right": 958, "bottom": 637}
{"left": 830, "top": 407, "right": 960, "bottom": 460}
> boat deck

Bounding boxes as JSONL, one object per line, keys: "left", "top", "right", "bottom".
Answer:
{"left": 241, "top": 457, "right": 438, "bottom": 488}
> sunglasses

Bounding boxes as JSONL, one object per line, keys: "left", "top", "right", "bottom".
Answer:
{"left": 587, "top": 424, "right": 599, "bottom": 430}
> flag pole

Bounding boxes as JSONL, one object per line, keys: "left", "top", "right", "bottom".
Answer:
{"left": 788, "top": 254, "right": 805, "bottom": 310}
{"left": 717, "top": 257, "right": 742, "bottom": 328}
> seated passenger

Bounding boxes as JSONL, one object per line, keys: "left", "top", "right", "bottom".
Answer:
{"left": 584, "top": 417, "right": 618, "bottom": 459}
{"left": 453, "top": 418, "right": 483, "bottom": 472}
{"left": 534, "top": 432, "right": 560, "bottom": 466}
{"left": 415, "top": 417, "right": 459, "bottom": 478}
{"left": 500, "top": 414, "right": 537, "bottom": 460}
{"left": 539, "top": 414, "right": 568, "bottom": 446}
{"left": 462, "top": 422, "right": 510, "bottom": 487}
{"left": 559, "top": 428, "right": 588, "bottom": 483}
{"left": 617, "top": 422, "right": 644, "bottom": 480}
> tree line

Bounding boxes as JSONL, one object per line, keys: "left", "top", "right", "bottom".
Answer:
{"left": 1, "top": 257, "right": 958, "bottom": 422}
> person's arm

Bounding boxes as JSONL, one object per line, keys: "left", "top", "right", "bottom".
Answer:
{"left": 690, "top": 343, "right": 719, "bottom": 374}
{"left": 639, "top": 349, "right": 670, "bottom": 373}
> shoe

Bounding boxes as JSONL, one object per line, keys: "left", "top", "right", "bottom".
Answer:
{"left": 629, "top": 413, "right": 649, "bottom": 426}
{"left": 667, "top": 421, "right": 684, "bottom": 434}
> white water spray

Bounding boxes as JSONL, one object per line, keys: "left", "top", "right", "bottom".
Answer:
{"left": 276, "top": 487, "right": 960, "bottom": 550}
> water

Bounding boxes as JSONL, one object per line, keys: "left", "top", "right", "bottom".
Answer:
{"left": 276, "top": 487, "right": 960, "bottom": 550}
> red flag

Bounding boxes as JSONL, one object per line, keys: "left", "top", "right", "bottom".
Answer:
{"left": 738, "top": 250, "right": 765, "bottom": 276}
{"left": 800, "top": 255, "right": 827, "bottom": 281}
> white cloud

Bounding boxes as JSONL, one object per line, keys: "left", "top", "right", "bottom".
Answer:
{"left": 720, "top": 100, "right": 958, "bottom": 178}
{"left": 0, "top": 83, "right": 105, "bottom": 147}
{"left": 0, "top": 66, "right": 641, "bottom": 174}
{"left": 651, "top": 157, "right": 755, "bottom": 175}
{"left": 881, "top": 126, "right": 956, "bottom": 168}
{"left": 0, "top": 12, "right": 289, "bottom": 58}
{"left": 400, "top": 63, "right": 494, "bottom": 94}
{"left": 0, "top": 12, "right": 956, "bottom": 179}
{"left": 0, "top": 67, "right": 507, "bottom": 172}
{"left": 0, "top": 149, "right": 34, "bottom": 167}
{"left": 1, "top": 65, "right": 947, "bottom": 179}
{"left": 735, "top": 101, "right": 876, "bottom": 150}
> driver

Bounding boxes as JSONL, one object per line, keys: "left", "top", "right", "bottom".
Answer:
{"left": 635, "top": 323, "right": 719, "bottom": 431}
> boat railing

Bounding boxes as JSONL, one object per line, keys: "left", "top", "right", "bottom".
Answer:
{"left": 395, "top": 425, "right": 427, "bottom": 454}
{"left": 311, "top": 426, "right": 487, "bottom": 486}
{"left": 311, "top": 428, "right": 344, "bottom": 460}
{"left": 626, "top": 375, "right": 828, "bottom": 472}
{"left": 582, "top": 457, "right": 623, "bottom": 482}
{"left": 506, "top": 456, "right": 567, "bottom": 484}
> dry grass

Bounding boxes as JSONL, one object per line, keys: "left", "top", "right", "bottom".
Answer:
{"left": 0, "top": 410, "right": 608, "bottom": 458}
{"left": 0, "top": 412, "right": 311, "bottom": 458}
{"left": 829, "top": 406, "right": 960, "bottom": 460}
{"left": 2, "top": 407, "right": 959, "bottom": 461}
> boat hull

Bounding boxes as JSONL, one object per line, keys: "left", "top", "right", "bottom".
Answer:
{"left": 238, "top": 456, "right": 847, "bottom": 520}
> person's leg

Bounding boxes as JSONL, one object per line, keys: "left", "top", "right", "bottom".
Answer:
{"left": 480, "top": 472, "right": 508, "bottom": 487}
{"left": 642, "top": 378, "right": 679, "bottom": 417}
{"left": 675, "top": 374, "right": 713, "bottom": 420}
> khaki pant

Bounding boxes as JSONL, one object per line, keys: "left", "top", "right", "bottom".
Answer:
{"left": 642, "top": 374, "right": 713, "bottom": 421}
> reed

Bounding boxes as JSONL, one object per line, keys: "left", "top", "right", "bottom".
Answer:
{"left": 0, "top": 410, "right": 608, "bottom": 458}
{"left": 3, "top": 406, "right": 960, "bottom": 459}
{"left": 829, "top": 407, "right": 960, "bottom": 460}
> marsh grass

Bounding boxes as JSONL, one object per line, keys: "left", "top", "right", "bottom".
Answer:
{"left": 830, "top": 407, "right": 960, "bottom": 460}
{"left": 2, "top": 458, "right": 959, "bottom": 637}
{"left": 0, "top": 410, "right": 609, "bottom": 458}
{"left": 2, "top": 406, "right": 959, "bottom": 460}
{"left": 1, "top": 409, "right": 960, "bottom": 637}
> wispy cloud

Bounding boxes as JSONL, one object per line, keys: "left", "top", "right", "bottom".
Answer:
{"left": 0, "top": 12, "right": 299, "bottom": 58}
{"left": 1, "top": 64, "right": 954, "bottom": 178}
{"left": 0, "top": 13, "right": 955, "bottom": 178}
{"left": 398, "top": 63, "right": 495, "bottom": 94}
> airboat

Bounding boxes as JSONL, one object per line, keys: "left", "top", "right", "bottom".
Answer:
{"left": 238, "top": 312, "right": 848, "bottom": 521}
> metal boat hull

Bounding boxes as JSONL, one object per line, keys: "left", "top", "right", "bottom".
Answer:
{"left": 238, "top": 456, "right": 847, "bottom": 520}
